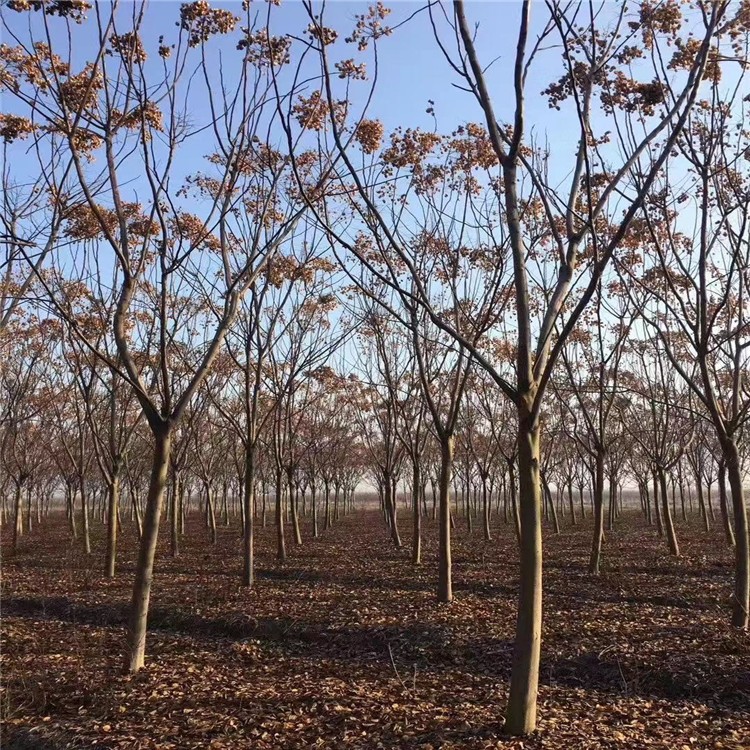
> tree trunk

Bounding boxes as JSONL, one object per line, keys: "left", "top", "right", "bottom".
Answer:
{"left": 242, "top": 447, "right": 255, "bottom": 587}
{"left": 170, "top": 473, "right": 180, "bottom": 557}
{"left": 12, "top": 482, "right": 23, "bottom": 551}
{"left": 504, "top": 410, "right": 543, "bottom": 736}
{"left": 289, "top": 469, "right": 302, "bottom": 546}
{"left": 542, "top": 474, "right": 559, "bottom": 534}
{"left": 80, "top": 477, "right": 91, "bottom": 555}
{"left": 509, "top": 462, "right": 521, "bottom": 543}
{"left": 205, "top": 482, "right": 217, "bottom": 545}
{"left": 311, "top": 483, "right": 319, "bottom": 538}
{"left": 589, "top": 449, "right": 605, "bottom": 575}
{"left": 384, "top": 473, "right": 401, "bottom": 547}
{"left": 567, "top": 479, "right": 576, "bottom": 526}
{"left": 482, "top": 476, "right": 491, "bottom": 541}
{"left": 607, "top": 473, "right": 616, "bottom": 531}
{"left": 412, "top": 459, "right": 421, "bottom": 565}
{"left": 658, "top": 468, "right": 679, "bottom": 556}
{"left": 696, "top": 477, "right": 710, "bottom": 533}
{"left": 437, "top": 435, "right": 454, "bottom": 603}
{"left": 125, "top": 427, "right": 171, "bottom": 673}
{"left": 105, "top": 473, "right": 120, "bottom": 578}
{"left": 718, "top": 460, "right": 736, "bottom": 548}
{"left": 722, "top": 438, "right": 748, "bottom": 628}
{"left": 653, "top": 471, "right": 664, "bottom": 537}
{"left": 276, "top": 470, "right": 286, "bottom": 561}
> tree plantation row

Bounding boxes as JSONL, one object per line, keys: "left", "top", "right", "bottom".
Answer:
{"left": 2, "top": 0, "right": 750, "bottom": 738}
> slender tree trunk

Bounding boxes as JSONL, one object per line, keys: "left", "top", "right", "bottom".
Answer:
{"left": 696, "top": 477, "right": 710, "bottom": 533}
{"left": 606, "top": 473, "right": 616, "bottom": 532}
{"left": 723, "top": 438, "right": 749, "bottom": 628}
{"left": 567, "top": 479, "right": 576, "bottom": 526}
{"left": 707, "top": 483, "right": 716, "bottom": 522}
{"left": 13, "top": 482, "right": 23, "bottom": 551}
{"left": 80, "top": 477, "right": 91, "bottom": 555}
{"left": 718, "top": 460, "right": 736, "bottom": 548}
{"left": 578, "top": 483, "right": 586, "bottom": 520}
{"left": 653, "top": 471, "right": 664, "bottom": 537}
{"left": 289, "top": 469, "right": 302, "bottom": 546}
{"left": 658, "top": 468, "right": 679, "bottom": 556}
{"left": 170, "top": 473, "right": 180, "bottom": 557}
{"left": 276, "top": 470, "right": 286, "bottom": 561}
{"left": 542, "top": 474, "right": 559, "bottom": 534}
{"left": 384, "top": 473, "right": 401, "bottom": 547}
{"left": 509, "top": 462, "right": 521, "bottom": 543}
{"left": 311, "top": 483, "right": 319, "bottom": 538}
{"left": 482, "top": 476, "right": 491, "bottom": 541}
{"left": 125, "top": 427, "right": 172, "bottom": 673}
{"left": 505, "top": 411, "right": 542, "bottom": 736}
{"left": 105, "top": 473, "right": 120, "bottom": 578}
{"left": 437, "top": 435, "right": 454, "bottom": 603}
{"left": 25, "top": 486, "right": 32, "bottom": 533}
{"left": 412, "top": 459, "right": 421, "bottom": 565}
{"left": 205, "top": 482, "right": 217, "bottom": 545}
{"left": 589, "top": 450, "right": 605, "bottom": 575}
{"left": 242, "top": 446, "right": 255, "bottom": 587}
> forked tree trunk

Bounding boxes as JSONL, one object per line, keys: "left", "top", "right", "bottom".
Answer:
{"left": 125, "top": 427, "right": 171, "bottom": 673}
{"left": 437, "top": 435, "right": 454, "bottom": 603}
{"left": 412, "top": 460, "right": 421, "bottom": 565}
{"left": 722, "top": 439, "right": 749, "bottom": 628}
{"left": 504, "top": 411, "right": 542, "bottom": 736}
{"left": 105, "top": 473, "right": 120, "bottom": 578}
{"left": 658, "top": 468, "right": 679, "bottom": 557}
{"left": 589, "top": 449, "right": 605, "bottom": 575}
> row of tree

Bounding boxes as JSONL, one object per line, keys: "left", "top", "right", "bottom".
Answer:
{"left": 2, "top": 0, "right": 749, "bottom": 735}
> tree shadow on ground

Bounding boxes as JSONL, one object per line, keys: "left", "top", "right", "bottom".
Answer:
{"left": 5, "top": 595, "right": 749, "bottom": 711}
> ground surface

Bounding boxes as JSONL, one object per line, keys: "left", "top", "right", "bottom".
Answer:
{"left": 1, "top": 507, "right": 749, "bottom": 749}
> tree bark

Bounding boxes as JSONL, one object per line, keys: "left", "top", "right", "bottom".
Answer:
{"left": 105, "top": 473, "right": 120, "bottom": 578}
{"left": 276, "top": 470, "right": 286, "bottom": 561}
{"left": 242, "top": 447, "right": 255, "bottom": 586}
{"left": 12, "top": 482, "right": 23, "bottom": 551}
{"left": 125, "top": 427, "right": 171, "bottom": 673}
{"left": 289, "top": 469, "right": 302, "bottom": 546}
{"left": 504, "top": 411, "right": 542, "bottom": 736}
{"left": 658, "top": 468, "right": 679, "bottom": 557}
{"left": 589, "top": 449, "right": 605, "bottom": 574}
{"left": 437, "top": 435, "right": 454, "bottom": 603}
{"left": 722, "top": 438, "right": 749, "bottom": 628}
{"left": 412, "top": 459, "right": 421, "bottom": 565}
{"left": 80, "top": 477, "right": 91, "bottom": 555}
{"left": 718, "top": 460, "right": 736, "bottom": 548}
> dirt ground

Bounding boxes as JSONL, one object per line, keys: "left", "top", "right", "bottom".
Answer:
{"left": 2, "top": 506, "right": 749, "bottom": 749}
